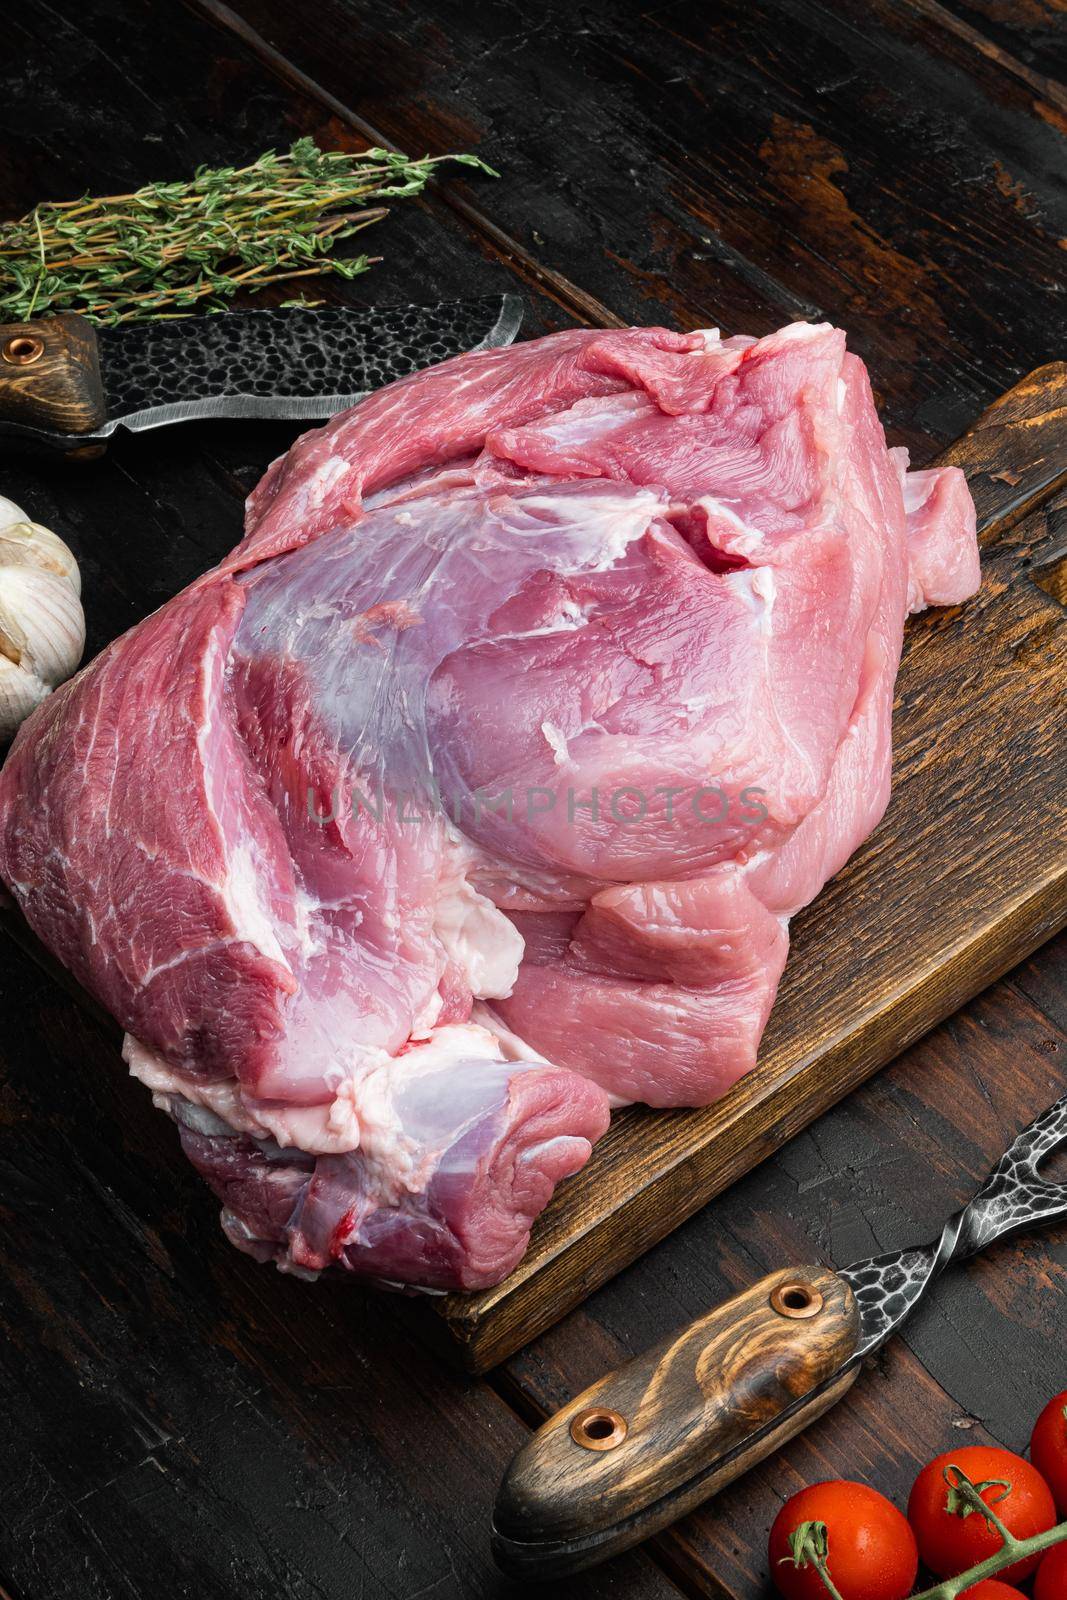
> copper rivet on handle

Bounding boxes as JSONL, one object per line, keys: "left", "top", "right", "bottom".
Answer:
{"left": 770, "top": 1282, "right": 824, "bottom": 1320}
{"left": 570, "top": 1407, "right": 628, "bottom": 1451}
{"left": 2, "top": 334, "right": 45, "bottom": 366}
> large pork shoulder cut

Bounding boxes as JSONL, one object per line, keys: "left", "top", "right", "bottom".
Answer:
{"left": 0, "top": 322, "right": 979, "bottom": 1290}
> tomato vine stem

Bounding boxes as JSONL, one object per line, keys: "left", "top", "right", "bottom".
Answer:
{"left": 780, "top": 1521, "right": 846, "bottom": 1600}
{"left": 908, "top": 1515, "right": 1067, "bottom": 1598}
{"left": 794, "top": 1468, "right": 1067, "bottom": 1600}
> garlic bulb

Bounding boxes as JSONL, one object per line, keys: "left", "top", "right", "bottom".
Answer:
{"left": 0, "top": 497, "right": 85, "bottom": 737}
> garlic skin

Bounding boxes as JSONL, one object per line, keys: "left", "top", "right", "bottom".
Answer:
{"left": 0, "top": 499, "right": 85, "bottom": 738}
{"left": 0, "top": 520, "right": 81, "bottom": 595}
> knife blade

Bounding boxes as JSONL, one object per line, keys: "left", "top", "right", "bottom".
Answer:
{"left": 0, "top": 294, "right": 523, "bottom": 454}
{"left": 492, "top": 1093, "right": 1067, "bottom": 1580}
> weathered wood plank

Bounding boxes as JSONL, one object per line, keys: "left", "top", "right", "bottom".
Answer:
{"left": 196, "top": 0, "right": 1067, "bottom": 450}
{"left": 1011, "top": 939, "right": 1067, "bottom": 1035}
{"left": 189, "top": 0, "right": 626, "bottom": 332}
{"left": 925, "top": 0, "right": 1067, "bottom": 93}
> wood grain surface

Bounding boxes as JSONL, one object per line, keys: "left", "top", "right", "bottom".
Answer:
{"left": 0, "top": 315, "right": 106, "bottom": 442}
{"left": 0, "top": 1, "right": 1064, "bottom": 1597}
{"left": 494, "top": 1267, "right": 860, "bottom": 1577}
{"left": 190, "top": 0, "right": 1067, "bottom": 449}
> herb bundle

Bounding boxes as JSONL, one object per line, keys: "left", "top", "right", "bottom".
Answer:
{"left": 0, "top": 138, "right": 494, "bottom": 325}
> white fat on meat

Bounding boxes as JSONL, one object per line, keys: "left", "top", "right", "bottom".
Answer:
{"left": 125, "top": 1011, "right": 526, "bottom": 1170}
{"left": 221, "top": 837, "right": 289, "bottom": 968}
{"left": 432, "top": 866, "right": 524, "bottom": 1001}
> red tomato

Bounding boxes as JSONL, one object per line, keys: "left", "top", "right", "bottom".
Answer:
{"left": 908, "top": 1445, "right": 1056, "bottom": 1583}
{"left": 769, "top": 1480, "right": 918, "bottom": 1600}
{"left": 959, "top": 1583, "right": 1028, "bottom": 1598}
{"left": 1033, "top": 1540, "right": 1067, "bottom": 1600}
{"left": 1032, "top": 1392, "right": 1067, "bottom": 1517}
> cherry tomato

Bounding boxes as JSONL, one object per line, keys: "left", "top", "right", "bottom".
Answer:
{"left": 959, "top": 1583, "right": 1028, "bottom": 1598}
{"left": 1031, "top": 1392, "right": 1067, "bottom": 1516}
{"left": 769, "top": 1480, "right": 918, "bottom": 1600}
{"left": 907, "top": 1445, "right": 1056, "bottom": 1583}
{"left": 1033, "top": 1540, "right": 1067, "bottom": 1600}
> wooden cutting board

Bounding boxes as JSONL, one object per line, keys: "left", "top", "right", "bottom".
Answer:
{"left": 2, "top": 365, "right": 1065, "bottom": 1376}
{"left": 429, "top": 362, "right": 1067, "bottom": 1371}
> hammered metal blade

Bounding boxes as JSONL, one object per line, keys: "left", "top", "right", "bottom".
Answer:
{"left": 95, "top": 294, "right": 524, "bottom": 437}
{"left": 841, "top": 1094, "right": 1067, "bottom": 1359}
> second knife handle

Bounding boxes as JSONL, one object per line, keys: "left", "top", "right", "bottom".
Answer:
{"left": 493, "top": 1265, "right": 861, "bottom": 1580}
{"left": 0, "top": 316, "right": 106, "bottom": 441}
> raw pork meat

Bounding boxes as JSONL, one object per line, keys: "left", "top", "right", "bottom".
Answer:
{"left": 0, "top": 322, "right": 979, "bottom": 1290}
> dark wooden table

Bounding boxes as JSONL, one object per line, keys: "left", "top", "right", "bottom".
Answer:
{"left": 1, "top": 3, "right": 1065, "bottom": 1597}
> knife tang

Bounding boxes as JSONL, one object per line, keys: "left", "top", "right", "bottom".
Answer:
{"left": 0, "top": 314, "right": 107, "bottom": 453}
{"left": 492, "top": 1265, "right": 860, "bottom": 1580}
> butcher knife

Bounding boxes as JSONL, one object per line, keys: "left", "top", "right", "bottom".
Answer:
{"left": 493, "top": 1092, "right": 1067, "bottom": 1579}
{"left": 0, "top": 294, "right": 523, "bottom": 455}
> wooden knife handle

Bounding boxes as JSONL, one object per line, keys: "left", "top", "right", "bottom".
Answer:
{"left": 0, "top": 316, "right": 107, "bottom": 447}
{"left": 493, "top": 1265, "right": 860, "bottom": 1580}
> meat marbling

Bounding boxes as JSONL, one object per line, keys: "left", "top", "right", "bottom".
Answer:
{"left": 0, "top": 322, "right": 979, "bottom": 1290}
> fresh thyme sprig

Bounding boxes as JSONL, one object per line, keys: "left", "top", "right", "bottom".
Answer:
{"left": 0, "top": 138, "right": 495, "bottom": 325}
